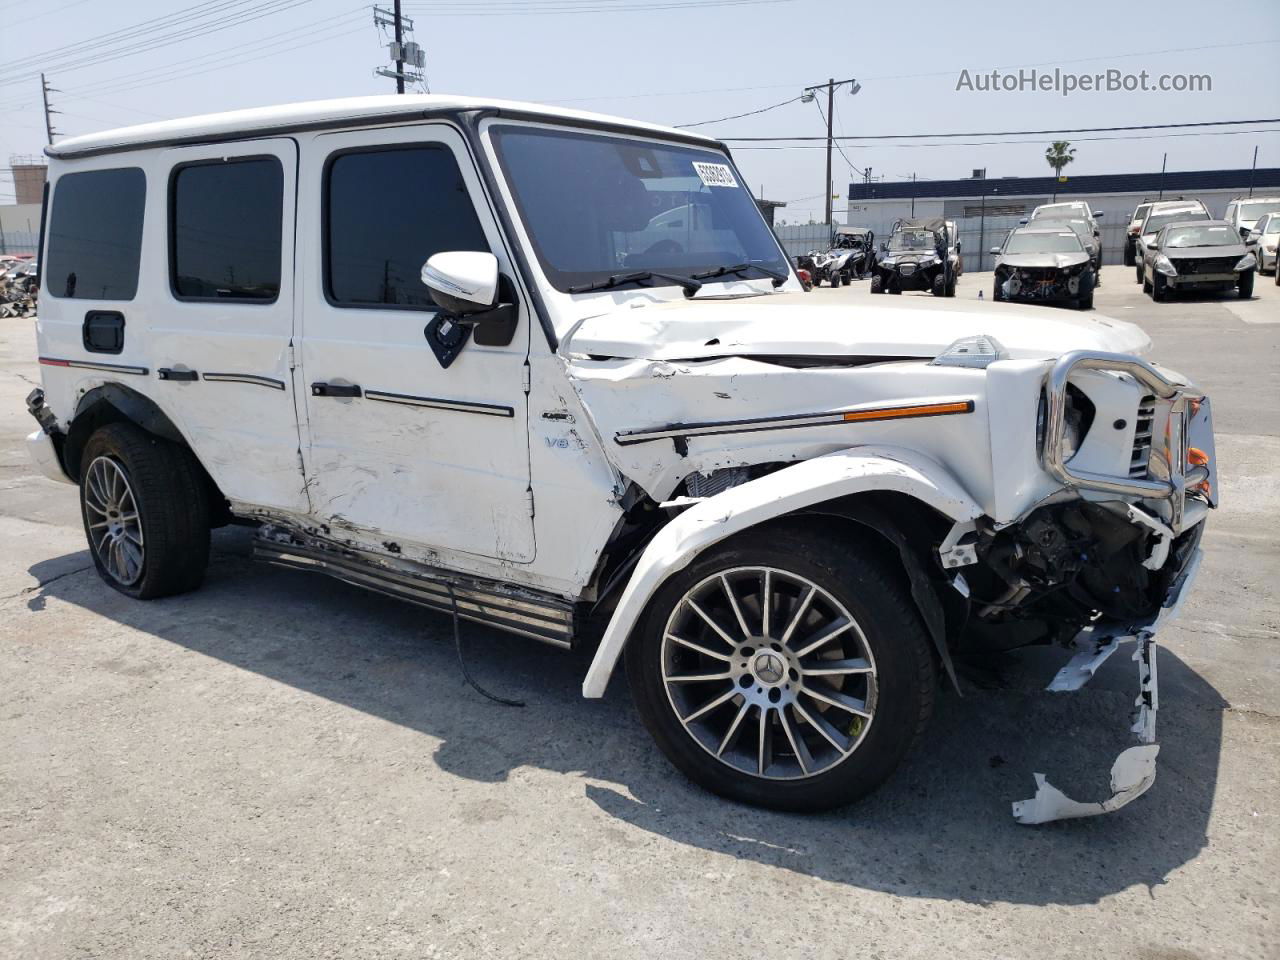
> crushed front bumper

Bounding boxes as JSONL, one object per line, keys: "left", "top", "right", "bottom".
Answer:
{"left": 1011, "top": 352, "right": 1213, "bottom": 824}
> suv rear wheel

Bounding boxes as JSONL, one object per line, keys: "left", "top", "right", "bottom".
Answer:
{"left": 626, "top": 525, "right": 936, "bottom": 812}
{"left": 79, "top": 422, "right": 210, "bottom": 599}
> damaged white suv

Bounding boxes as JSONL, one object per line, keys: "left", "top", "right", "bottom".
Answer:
{"left": 25, "top": 96, "right": 1215, "bottom": 823}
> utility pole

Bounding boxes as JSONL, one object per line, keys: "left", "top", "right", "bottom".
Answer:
{"left": 1157, "top": 152, "right": 1167, "bottom": 199}
{"left": 374, "top": 5, "right": 425, "bottom": 92}
{"left": 800, "top": 76, "right": 860, "bottom": 230}
{"left": 1248, "top": 145, "right": 1258, "bottom": 198}
{"left": 910, "top": 172, "right": 916, "bottom": 218}
{"left": 40, "top": 73, "right": 58, "bottom": 143}
{"left": 393, "top": 0, "right": 404, "bottom": 94}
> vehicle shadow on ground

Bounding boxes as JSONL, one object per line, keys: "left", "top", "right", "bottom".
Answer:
{"left": 27, "top": 527, "right": 1227, "bottom": 907}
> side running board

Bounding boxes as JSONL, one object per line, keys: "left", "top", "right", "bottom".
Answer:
{"left": 252, "top": 530, "right": 575, "bottom": 649}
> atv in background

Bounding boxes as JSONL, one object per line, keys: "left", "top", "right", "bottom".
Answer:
{"left": 799, "top": 227, "right": 877, "bottom": 287}
{"left": 870, "top": 218, "right": 959, "bottom": 296}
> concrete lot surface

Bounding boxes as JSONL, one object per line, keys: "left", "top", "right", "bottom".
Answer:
{"left": 2, "top": 271, "right": 1277, "bottom": 959}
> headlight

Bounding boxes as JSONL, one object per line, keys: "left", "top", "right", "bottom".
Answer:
{"left": 1154, "top": 254, "right": 1177, "bottom": 277}
{"left": 1234, "top": 252, "right": 1257, "bottom": 270}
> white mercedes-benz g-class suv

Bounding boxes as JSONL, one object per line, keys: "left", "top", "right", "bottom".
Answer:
{"left": 25, "top": 96, "right": 1215, "bottom": 823}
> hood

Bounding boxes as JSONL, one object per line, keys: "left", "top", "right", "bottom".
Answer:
{"left": 996, "top": 252, "right": 1091, "bottom": 270}
{"left": 564, "top": 292, "right": 1151, "bottom": 362}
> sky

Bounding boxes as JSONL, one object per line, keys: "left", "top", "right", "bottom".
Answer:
{"left": 1, "top": 0, "right": 1277, "bottom": 221}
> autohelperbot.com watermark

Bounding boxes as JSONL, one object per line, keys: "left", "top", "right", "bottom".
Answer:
{"left": 955, "top": 67, "right": 1212, "bottom": 96}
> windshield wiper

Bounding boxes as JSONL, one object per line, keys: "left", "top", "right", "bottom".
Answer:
{"left": 691, "top": 262, "right": 788, "bottom": 286}
{"left": 566, "top": 270, "right": 702, "bottom": 296}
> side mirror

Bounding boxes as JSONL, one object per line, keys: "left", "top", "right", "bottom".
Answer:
{"left": 1018, "top": 218, "right": 1029, "bottom": 225}
{"left": 989, "top": 246, "right": 1001, "bottom": 256}
{"left": 420, "top": 251, "right": 517, "bottom": 363}
{"left": 1239, "top": 226, "right": 1251, "bottom": 239}
{"left": 422, "top": 251, "right": 499, "bottom": 315}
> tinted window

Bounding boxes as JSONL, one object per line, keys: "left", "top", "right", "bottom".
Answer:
{"left": 172, "top": 157, "right": 283, "bottom": 301}
{"left": 326, "top": 146, "right": 488, "bottom": 308}
{"left": 45, "top": 167, "right": 145, "bottom": 300}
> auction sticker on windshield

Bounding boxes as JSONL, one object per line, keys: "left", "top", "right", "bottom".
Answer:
{"left": 692, "top": 162, "right": 738, "bottom": 188}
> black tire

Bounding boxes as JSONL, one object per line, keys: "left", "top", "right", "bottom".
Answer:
{"left": 1135, "top": 262, "right": 1144, "bottom": 284}
{"left": 1238, "top": 269, "right": 1254, "bottom": 299}
{"left": 1152, "top": 273, "right": 1168, "bottom": 301}
{"left": 625, "top": 524, "right": 937, "bottom": 813}
{"left": 1123, "top": 239, "right": 1135, "bottom": 267}
{"left": 944, "top": 279, "right": 957, "bottom": 297}
{"left": 870, "top": 274, "right": 883, "bottom": 294}
{"left": 79, "top": 422, "right": 210, "bottom": 599}
{"left": 930, "top": 275, "right": 944, "bottom": 297}
{"left": 1275, "top": 258, "right": 1279, "bottom": 285}
{"left": 992, "top": 277, "right": 1004, "bottom": 301}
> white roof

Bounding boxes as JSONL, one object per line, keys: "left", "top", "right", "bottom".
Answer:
{"left": 47, "top": 94, "right": 718, "bottom": 159}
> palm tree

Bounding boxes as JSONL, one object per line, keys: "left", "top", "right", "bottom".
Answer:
{"left": 1045, "top": 141, "right": 1075, "bottom": 201}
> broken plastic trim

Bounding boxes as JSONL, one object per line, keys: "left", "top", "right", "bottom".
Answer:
{"left": 1011, "top": 547, "right": 1201, "bottom": 825}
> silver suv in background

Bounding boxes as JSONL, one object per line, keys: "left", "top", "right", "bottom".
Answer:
{"left": 1222, "top": 196, "right": 1280, "bottom": 240}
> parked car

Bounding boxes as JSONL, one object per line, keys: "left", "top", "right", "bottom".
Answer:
{"left": 1140, "top": 220, "right": 1255, "bottom": 300}
{"left": 26, "top": 95, "right": 1216, "bottom": 823}
{"left": 869, "top": 218, "right": 958, "bottom": 296}
{"left": 1030, "top": 200, "right": 1103, "bottom": 257}
{"left": 1031, "top": 215, "right": 1103, "bottom": 281}
{"left": 1132, "top": 202, "right": 1211, "bottom": 283}
{"left": 1246, "top": 212, "right": 1279, "bottom": 275}
{"left": 991, "top": 226, "right": 1095, "bottom": 309}
{"left": 1222, "top": 196, "right": 1280, "bottom": 240}
{"left": 1123, "top": 197, "right": 1202, "bottom": 266}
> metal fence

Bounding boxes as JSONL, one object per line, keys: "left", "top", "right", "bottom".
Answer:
{"left": 0, "top": 228, "right": 39, "bottom": 257}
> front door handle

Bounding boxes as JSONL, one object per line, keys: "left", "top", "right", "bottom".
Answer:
{"left": 311, "top": 382, "right": 362, "bottom": 398}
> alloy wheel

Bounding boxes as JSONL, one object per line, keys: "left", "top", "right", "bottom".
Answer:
{"left": 661, "top": 566, "right": 879, "bottom": 781}
{"left": 84, "top": 455, "right": 145, "bottom": 586}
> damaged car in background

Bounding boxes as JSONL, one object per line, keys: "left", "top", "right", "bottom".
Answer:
{"left": 1140, "top": 220, "right": 1256, "bottom": 301}
{"left": 26, "top": 95, "right": 1215, "bottom": 826}
{"left": 991, "top": 226, "right": 1096, "bottom": 309}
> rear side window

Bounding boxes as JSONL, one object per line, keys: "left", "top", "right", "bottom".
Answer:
{"left": 324, "top": 145, "right": 489, "bottom": 309}
{"left": 171, "top": 156, "right": 283, "bottom": 301}
{"left": 45, "top": 167, "right": 145, "bottom": 300}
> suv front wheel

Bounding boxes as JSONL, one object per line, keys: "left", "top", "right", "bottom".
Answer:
{"left": 626, "top": 524, "right": 936, "bottom": 812}
{"left": 79, "top": 422, "right": 210, "bottom": 599}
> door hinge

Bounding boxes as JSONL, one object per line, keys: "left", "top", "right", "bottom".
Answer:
{"left": 525, "top": 487, "right": 535, "bottom": 518}
{"left": 287, "top": 340, "right": 297, "bottom": 370}
{"left": 521, "top": 362, "right": 531, "bottom": 394}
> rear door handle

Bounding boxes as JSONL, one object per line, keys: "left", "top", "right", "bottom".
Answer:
{"left": 311, "top": 382, "right": 362, "bottom": 398}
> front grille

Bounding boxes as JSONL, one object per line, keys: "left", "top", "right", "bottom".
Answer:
{"left": 1131, "top": 394, "right": 1156, "bottom": 477}
{"left": 1173, "top": 256, "right": 1236, "bottom": 275}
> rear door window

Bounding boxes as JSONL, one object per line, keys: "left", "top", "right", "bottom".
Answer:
{"left": 170, "top": 156, "right": 284, "bottom": 301}
{"left": 44, "top": 167, "right": 146, "bottom": 300}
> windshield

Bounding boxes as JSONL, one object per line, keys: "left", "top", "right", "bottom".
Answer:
{"left": 1239, "top": 200, "right": 1280, "bottom": 221}
{"left": 490, "top": 125, "right": 788, "bottom": 293}
{"left": 1004, "top": 231, "right": 1083, "bottom": 254}
{"left": 1163, "top": 224, "right": 1239, "bottom": 248}
{"left": 888, "top": 229, "right": 935, "bottom": 252}
{"left": 1034, "top": 204, "right": 1086, "bottom": 220}
{"left": 1144, "top": 209, "right": 1208, "bottom": 234}
{"left": 1130, "top": 204, "right": 1150, "bottom": 224}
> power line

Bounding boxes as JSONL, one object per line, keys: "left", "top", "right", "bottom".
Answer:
{"left": 731, "top": 127, "right": 1280, "bottom": 151}
{"left": 0, "top": 0, "right": 319, "bottom": 86}
{"left": 403, "top": 0, "right": 788, "bottom": 14}
{"left": 676, "top": 95, "right": 801, "bottom": 129}
{"left": 719, "top": 118, "right": 1280, "bottom": 141}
